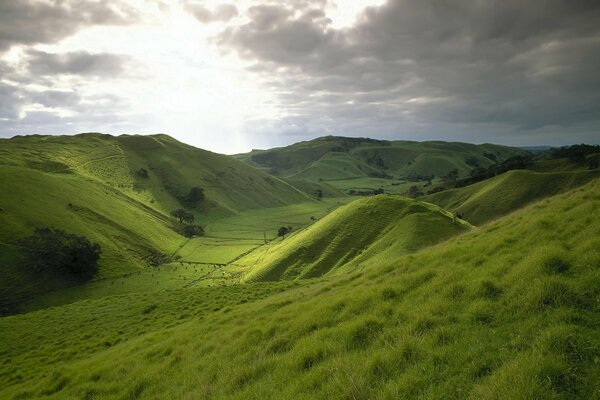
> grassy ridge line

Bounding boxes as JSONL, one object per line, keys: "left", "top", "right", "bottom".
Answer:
{"left": 0, "top": 133, "right": 321, "bottom": 310}
{"left": 235, "top": 195, "right": 471, "bottom": 282}
{"left": 424, "top": 169, "right": 600, "bottom": 225}
{"left": 236, "top": 136, "right": 528, "bottom": 182}
{"left": 1, "top": 178, "right": 598, "bottom": 399}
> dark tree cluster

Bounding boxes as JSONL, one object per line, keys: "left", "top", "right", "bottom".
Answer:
{"left": 136, "top": 168, "right": 149, "bottom": 178}
{"left": 178, "top": 186, "right": 205, "bottom": 208}
{"left": 19, "top": 227, "right": 101, "bottom": 279}
{"left": 170, "top": 209, "right": 195, "bottom": 224}
{"left": 181, "top": 224, "right": 205, "bottom": 238}
{"left": 550, "top": 144, "right": 600, "bottom": 163}
{"left": 404, "top": 174, "right": 434, "bottom": 182}
{"left": 278, "top": 226, "right": 293, "bottom": 238}
{"left": 452, "top": 155, "right": 533, "bottom": 188}
{"left": 347, "top": 188, "right": 384, "bottom": 196}
{"left": 170, "top": 209, "right": 205, "bottom": 238}
{"left": 442, "top": 169, "right": 459, "bottom": 182}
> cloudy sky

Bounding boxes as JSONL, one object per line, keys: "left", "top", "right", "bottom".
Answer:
{"left": 0, "top": 0, "right": 599, "bottom": 153}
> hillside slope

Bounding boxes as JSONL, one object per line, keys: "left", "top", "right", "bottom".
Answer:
{"left": 1, "top": 133, "right": 310, "bottom": 217}
{"left": 423, "top": 169, "right": 600, "bottom": 225}
{"left": 1, "top": 178, "right": 598, "bottom": 399}
{"left": 237, "top": 136, "right": 528, "bottom": 181}
{"left": 0, "top": 133, "right": 311, "bottom": 311}
{"left": 236, "top": 195, "right": 471, "bottom": 282}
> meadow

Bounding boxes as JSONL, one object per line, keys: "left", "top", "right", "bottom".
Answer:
{"left": 1, "top": 133, "right": 599, "bottom": 399}
{"left": 1, "top": 175, "right": 598, "bottom": 399}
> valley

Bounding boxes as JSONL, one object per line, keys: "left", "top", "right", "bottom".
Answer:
{"left": 0, "top": 133, "right": 599, "bottom": 399}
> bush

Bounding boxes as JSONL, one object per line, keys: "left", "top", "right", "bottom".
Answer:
{"left": 19, "top": 227, "right": 101, "bottom": 278}
{"left": 136, "top": 168, "right": 149, "bottom": 178}
{"left": 181, "top": 225, "right": 205, "bottom": 238}
{"left": 185, "top": 187, "right": 204, "bottom": 207}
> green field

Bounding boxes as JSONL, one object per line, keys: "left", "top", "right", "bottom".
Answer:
{"left": 233, "top": 195, "right": 471, "bottom": 281}
{"left": 1, "top": 134, "right": 599, "bottom": 399}
{"left": 0, "top": 133, "right": 318, "bottom": 311}
{"left": 236, "top": 136, "right": 528, "bottom": 195}
{"left": 1, "top": 173, "right": 598, "bottom": 399}
{"left": 424, "top": 169, "right": 600, "bottom": 225}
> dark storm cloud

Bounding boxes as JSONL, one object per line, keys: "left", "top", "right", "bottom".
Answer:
{"left": 185, "top": 2, "right": 238, "bottom": 24}
{"left": 219, "top": 0, "right": 600, "bottom": 145}
{"left": 26, "top": 50, "right": 131, "bottom": 77}
{"left": 0, "top": 0, "right": 139, "bottom": 51}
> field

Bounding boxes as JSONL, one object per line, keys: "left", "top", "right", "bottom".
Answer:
{"left": 1, "top": 133, "right": 599, "bottom": 399}
{"left": 232, "top": 195, "right": 471, "bottom": 281}
{"left": 0, "top": 133, "right": 319, "bottom": 311}
{"left": 237, "top": 136, "right": 528, "bottom": 196}
{"left": 1, "top": 175, "right": 598, "bottom": 399}
{"left": 424, "top": 169, "right": 600, "bottom": 225}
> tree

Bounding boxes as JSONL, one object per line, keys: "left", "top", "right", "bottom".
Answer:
{"left": 588, "top": 160, "right": 599, "bottom": 170}
{"left": 406, "top": 185, "right": 421, "bottom": 198}
{"left": 19, "top": 227, "right": 101, "bottom": 278}
{"left": 443, "top": 169, "right": 459, "bottom": 182}
{"left": 186, "top": 187, "right": 205, "bottom": 207}
{"left": 136, "top": 168, "right": 149, "bottom": 178}
{"left": 314, "top": 189, "right": 323, "bottom": 200}
{"left": 181, "top": 224, "right": 205, "bottom": 238}
{"left": 278, "top": 226, "right": 290, "bottom": 239}
{"left": 170, "top": 209, "right": 194, "bottom": 224}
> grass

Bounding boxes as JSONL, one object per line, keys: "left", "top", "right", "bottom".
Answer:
{"left": 0, "top": 133, "right": 322, "bottom": 311}
{"left": 233, "top": 195, "right": 471, "bottom": 281}
{"left": 1, "top": 176, "right": 599, "bottom": 399}
{"left": 237, "top": 136, "right": 528, "bottom": 187}
{"left": 423, "top": 168, "right": 600, "bottom": 225}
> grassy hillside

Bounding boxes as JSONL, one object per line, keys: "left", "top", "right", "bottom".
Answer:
{"left": 237, "top": 136, "right": 528, "bottom": 183}
{"left": 424, "top": 169, "right": 600, "bottom": 225}
{"left": 234, "top": 195, "right": 471, "bottom": 281}
{"left": 0, "top": 133, "right": 313, "bottom": 311}
{"left": 1, "top": 177, "right": 598, "bottom": 399}
{"left": 1, "top": 133, "right": 310, "bottom": 217}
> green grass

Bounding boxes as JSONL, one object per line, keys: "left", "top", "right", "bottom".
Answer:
{"left": 424, "top": 169, "right": 600, "bottom": 225}
{"left": 1, "top": 177, "right": 599, "bottom": 399}
{"left": 234, "top": 195, "right": 471, "bottom": 281}
{"left": 237, "top": 136, "right": 528, "bottom": 185}
{"left": 0, "top": 133, "right": 318, "bottom": 311}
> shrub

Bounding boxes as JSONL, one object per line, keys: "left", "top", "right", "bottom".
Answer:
{"left": 19, "top": 227, "right": 101, "bottom": 278}
{"left": 170, "top": 209, "right": 194, "bottom": 224}
{"left": 136, "top": 168, "right": 149, "bottom": 178}
{"left": 181, "top": 224, "right": 205, "bottom": 238}
{"left": 185, "top": 187, "right": 204, "bottom": 207}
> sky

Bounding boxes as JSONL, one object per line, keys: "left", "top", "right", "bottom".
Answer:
{"left": 0, "top": 0, "right": 599, "bottom": 154}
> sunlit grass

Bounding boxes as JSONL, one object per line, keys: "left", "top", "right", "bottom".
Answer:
{"left": 1, "top": 178, "right": 598, "bottom": 399}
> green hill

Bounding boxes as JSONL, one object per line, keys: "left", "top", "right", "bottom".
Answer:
{"left": 237, "top": 136, "right": 528, "bottom": 183}
{"left": 1, "top": 176, "right": 598, "bottom": 399}
{"left": 0, "top": 133, "right": 312, "bottom": 311}
{"left": 235, "top": 195, "right": 471, "bottom": 281}
{"left": 424, "top": 169, "right": 600, "bottom": 225}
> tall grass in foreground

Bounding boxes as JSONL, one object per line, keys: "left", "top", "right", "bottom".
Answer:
{"left": 1, "top": 180, "right": 599, "bottom": 399}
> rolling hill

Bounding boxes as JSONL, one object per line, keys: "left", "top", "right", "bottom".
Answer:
{"left": 423, "top": 168, "right": 600, "bottom": 225}
{"left": 236, "top": 136, "right": 528, "bottom": 182}
{"left": 234, "top": 195, "right": 471, "bottom": 281}
{"left": 1, "top": 174, "right": 598, "bottom": 399}
{"left": 0, "top": 133, "right": 312, "bottom": 311}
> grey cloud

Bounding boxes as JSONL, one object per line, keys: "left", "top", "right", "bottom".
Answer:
{"left": 185, "top": 3, "right": 238, "bottom": 23}
{"left": 30, "top": 90, "right": 81, "bottom": 108}
{"left": 219, "top": 0, "right": 600, "bottom": 145}
{"left": 26, "top": 50, "right": 131, "bottom": 77}
{"left": 0, "top": 83, "right": 22, "bottom": 120}
{"left": 0, "top": 0, "right": 139, "bottom": 51}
